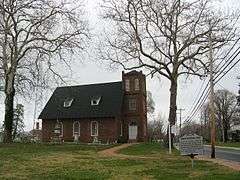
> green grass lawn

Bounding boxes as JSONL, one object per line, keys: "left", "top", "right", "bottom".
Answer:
{"left": 215, "top": 142, "right": 240, "bottom": 148}
{"left": 0, "top": 142, "right": 239, "bottom": 179}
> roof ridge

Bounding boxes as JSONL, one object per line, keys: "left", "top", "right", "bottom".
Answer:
{"left": 57, "top": 81, "right": 122, "bottom": 89}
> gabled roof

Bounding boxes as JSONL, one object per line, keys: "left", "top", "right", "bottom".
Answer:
{"left": 39, "top": 81, "right": 123, "bottom": 120}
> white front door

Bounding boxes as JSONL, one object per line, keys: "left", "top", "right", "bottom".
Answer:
{"left": 129, "top": 125, "right": 137, "bottom": 140}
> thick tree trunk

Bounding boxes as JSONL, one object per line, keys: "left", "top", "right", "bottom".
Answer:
{"left": 168, "top": 80, "right": 177, "bottom": 125}
{"left": 223, "top": 122, "right": 229, "bottom": 142}
{"left": 3, "top": 74, "right": 15, "bottom": 143}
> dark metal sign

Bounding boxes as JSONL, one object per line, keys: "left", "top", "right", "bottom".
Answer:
{"left": 179, "top": 134, "right": 203, "bottom": 156}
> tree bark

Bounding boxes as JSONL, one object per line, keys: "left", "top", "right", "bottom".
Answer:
{"left": 220, "top": 115, "right": 225, "bottom": 143}
{"left": 223, "top": 121, "right": 229, "bottom": 142}
{"left": 3, "top": 73, "right": 15, "bottom": 143}
{"left": 168, "top": 79, "right": 177, "bottom": 125}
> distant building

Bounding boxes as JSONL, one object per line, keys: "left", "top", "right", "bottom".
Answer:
{"left": 229, "top": 121, "right": 240, "bottom": 142}
{"left": 39, "top": 71, "right": 147, "bottom": 143}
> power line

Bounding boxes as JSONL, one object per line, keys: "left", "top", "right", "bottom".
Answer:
{"left": 184, "top": 43, "right": 240, "bottom": 123}
{"left": 184, "top": 78, "right": 207, "bottom": 120}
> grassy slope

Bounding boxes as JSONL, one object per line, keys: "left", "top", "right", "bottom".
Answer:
{"left": 0, "top": 143, "right": 239, "bottom": 179}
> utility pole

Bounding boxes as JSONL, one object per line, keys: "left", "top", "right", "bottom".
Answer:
{"left": 177, "top": 108, "right": 185, "bottom": 136}
{"left": 209, "top": 26, "right": 216, "bottom": 159}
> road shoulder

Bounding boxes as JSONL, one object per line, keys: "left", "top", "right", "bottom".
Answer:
{"left": 197, "top": 155, "right": 240, "bottom": 171}
{"left": 204, "top": 144, "right": 240, "bottom": 151}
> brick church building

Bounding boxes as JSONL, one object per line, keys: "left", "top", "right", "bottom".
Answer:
{"left": 39, "top": 70, "right": 147, "bottom": 143}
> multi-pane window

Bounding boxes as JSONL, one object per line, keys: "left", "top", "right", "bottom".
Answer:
{"left": 54, "top": 121, "right": 63, "bottom": 137}
{"left": 125, "top": 79, "right": 130, "bottom": 91}
{"left": 134, "top": 79, "right": 139, "bottom": 91}
{"left": 129, "top": 99, "right": 137, "bottom": 111}
{"left": 91, "top": 121, "right": 98, "bottom": 136}
{"left": 73, "top": 121, "right": 80, "bottom": 136}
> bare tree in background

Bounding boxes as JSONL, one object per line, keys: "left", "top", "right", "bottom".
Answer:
{"left": 181, "top": 121, "right": 202, "bottom": 136}
{"left": 214, "top": 90, "right": 237, "bottom": 142}
{"left": 148, "top": 113, "right": 165, "bottom": 141}
{"left": 200, "top": 103, "right": 210, "bottom": 141}
{"left": 0, "top": 0, "right": 89, "bottom": 143}
{"left": 147, "top": 90, "right": 155, "bottom": 117}
{"left": 201, "top": 89, "right": 237, "bottom": 142}
{"left": 12, "top": 103, "right": 24, "bottom": 140}
{"left": 100, "top": 0, "right": 238, "bottom": 126}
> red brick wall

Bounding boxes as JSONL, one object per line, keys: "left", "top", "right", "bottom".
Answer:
{"left": 41, "top": 70, "right": 147, "bottom": 143}
{"left": 122, "top": 71, "right": 148, "bottom": 142}
{"left": 42, "top": 118, "right": 119, "bottom": 143}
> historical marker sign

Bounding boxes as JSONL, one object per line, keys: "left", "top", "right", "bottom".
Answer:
{"left": 179, "top": 134, "right": 203, "bottom": 156}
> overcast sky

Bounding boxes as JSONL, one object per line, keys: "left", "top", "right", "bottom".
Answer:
{"left": 0, "top": 0, "right": 240, "bottom": 131}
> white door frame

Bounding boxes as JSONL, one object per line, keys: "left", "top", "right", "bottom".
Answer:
{"left": 129, "top": 122, "right": 138, "bottom": 140}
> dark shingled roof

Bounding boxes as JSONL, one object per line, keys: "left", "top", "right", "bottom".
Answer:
{"left": 39, "top": 81, "right": 123, "bottom": 120}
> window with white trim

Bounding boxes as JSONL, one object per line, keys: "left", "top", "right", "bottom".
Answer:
{"left": 63, "top": 98, "right": 74, "bottom": 107}
{"left": 129, "top": 99, "right": 137, "bottom": 111}
{"left": 73, "top": 121, "right": 80, "bottom": 136}
{"left": 125, "top": 79, "right": 130, "bottom": 91}
{"left": 91, "top": 121, "right": 98, "bottom": 136}
{"left": 91, "top": 96, "right": 101, "bottom": 106}
{"left": 57, "top": 122, "right": 63, "bottom": 137}
{"left": 54, "top": 121, "right": 63, "bottom": 136}
{"left": 134, "top": 79, "right": 139, "bottom": 91}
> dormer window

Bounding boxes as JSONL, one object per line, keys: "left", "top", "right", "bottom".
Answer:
{"left": 63, "top": 98, "right": 74, "bottom": 107}
{"left": 91, "top": 96, "right": 101, "bottom": 106}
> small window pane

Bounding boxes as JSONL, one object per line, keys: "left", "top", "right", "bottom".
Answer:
{"left": 134, "top": 79, "right": 139, "bottom": 91}
{"left": 125, "top": 79, "right": 130, "bottom": 91}
{"left": 91, "top": 121, "right": 98, "bottom": 136}
{"left": 129, "top": 99, "right": 137, "bottom": 111}
{"left": 73, "top": 122, "right": 80, "bottom": 136}
{"left": 55, "top": 122, "right": 63, "bottom": 136}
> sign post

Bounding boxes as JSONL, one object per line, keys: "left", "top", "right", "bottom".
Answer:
{"left": 168, "top": 124, "right": 172, "bottom": 154}
{"left": 179, "top": 134, "right": 203, "bottom": 168}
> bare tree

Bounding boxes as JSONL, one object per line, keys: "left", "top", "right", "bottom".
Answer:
{"left": 99, "top": 0, "right": 238, "bottom": 126}
{"left": 0, "top": 0, "right": 89, "bottom": 143}
{"left": 148, "top": 113, "right": 165, "bottom": 141}
{"left": 146, "top": 90, "right": 155, "bottom": 116}
{"left": 214, "top": 90, "right": 237, "bottom": 142}
{"left": 181, "top": 121, "right": 202, "bottom": 136}
{"left": 201, "top": 89, "right": 237, "bottom": 142}
{"left": 200, "top": 103, "right": 210, "bottom": 141}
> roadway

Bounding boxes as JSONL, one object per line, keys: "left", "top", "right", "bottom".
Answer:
{"left": 204, "top": 146, "right": 240, "bottom": 162}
